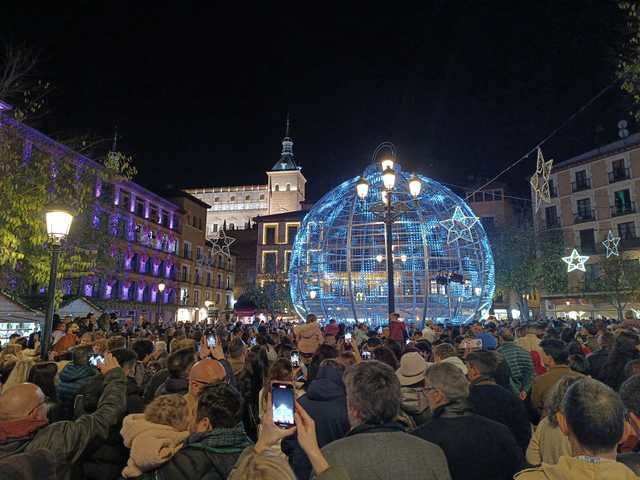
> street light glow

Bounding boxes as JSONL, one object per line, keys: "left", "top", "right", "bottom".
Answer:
{"left": 408, "top": 174, "right": 421, "bottom": 198}
{"left": 45, "top": 209, "right": 73, "bottom": 243}
{"left": 380, "top": 158, "right": 394, "bottom": 171}
{"left": 356, "top": 176, "right": 369, "bottom": 199}
{"left": 158, "top": 282, "right": 166, "bottom": 293}
{"left": 382, "top": 166, "right": 396, "bottom": 190}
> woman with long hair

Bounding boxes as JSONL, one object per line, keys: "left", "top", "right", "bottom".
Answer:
{"left": 601, "top": 331, "right": 640, "bottom": 390}
{"left": 237, "top": 345, "right": 269, "bottom": 441}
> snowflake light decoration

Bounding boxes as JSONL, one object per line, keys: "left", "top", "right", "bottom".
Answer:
{"left": 530, "top": 147, "right": 553, "bottom": 212}
{"left": 439, "top": 206, "right": 479, "bottom": 244}
{"left": 602, "top": 230, "right": 620, "bottom": 258}
{"left": 562, "top": 249, "right": 589, "bottom": 273}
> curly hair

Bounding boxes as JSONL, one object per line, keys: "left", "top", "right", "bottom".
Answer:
{"left": 144, "top": 394, "right": 189, "bottom": 431}
{"left": 228, "top": 448, "right": 295, "bottom": 480}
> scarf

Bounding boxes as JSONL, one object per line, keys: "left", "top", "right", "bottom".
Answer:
{"left": 0, "top": 418, "right": 48, "bottom": 442}
{"left": 185, "top": 423, "right": 252, "bottom": 451}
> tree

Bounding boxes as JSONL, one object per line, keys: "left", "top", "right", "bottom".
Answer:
{"left": 592, "top": 254, "right": 640, "bottom": 321}
{"left": 244, "top": 274, "right": 294, "bottom": 320}
{"left": 0, "top": 44, "right": 136, "bottom": 299}
{"left": 619, "top": 1, "right": 640, "bottom": 119}
{"left": 492, "top": 224, "right": 566, "bottom": 321}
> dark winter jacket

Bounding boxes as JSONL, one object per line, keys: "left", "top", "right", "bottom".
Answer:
{"left": 143, "top": 368, "right": 170, "bottom": 403}
{"left": 468, "top": 378, "right": 531, "bottom": 451}
{"left": 0, "top": 368, "right": 126, "bottom": 480}
{"left": 283, "top": 365, "right": 350, "bottom": 480}
{"left": 132, "top": 423, "right": 252, "bottom": 480}
{"left": 75, "top": 375, "right": 145, "bottom": 480}
{"left": 57, "top": 364, "right": 99, "bottom": 418}
{"left": 586, "top": 348, "right": 610, "bottom": 381}
{"left": 412, "top": 399, "right": 526, "bottom": 480}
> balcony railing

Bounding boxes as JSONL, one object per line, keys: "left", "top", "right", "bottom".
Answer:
{"left": 608, "top": 167, "right": 630, "bottom": 183}
{"left": 620, "top": 234, "right": 640, "bottom": 249}
{"left": 611, "top": 202, "right": 636, "bottom": 217}
{"left": 571, "top": 178, "right": 592, "bottom": 192}
{"left": 574, "top": 209, "right": 595, "bottom": 224}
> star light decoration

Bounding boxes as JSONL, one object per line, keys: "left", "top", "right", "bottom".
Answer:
{"left": 210, "top": 229, "right": 236, "bottom": 259}
{"left": 530, "top": 147, "right": 553, "bottom": 213}
{"left": 439, "top": 206, "right": 479, "bottom": 244}
{"left": 602, "top": 230, "right": 620, "bottom": 258}
{"left": 562, "top": 249, "right": 590, "bottom": 273}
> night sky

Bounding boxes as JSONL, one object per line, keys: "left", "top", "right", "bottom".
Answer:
{"left": 2, "top": 1, "right": 629, "bottom": 200}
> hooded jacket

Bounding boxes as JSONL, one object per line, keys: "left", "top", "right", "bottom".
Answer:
{"left": 120, "top": 414, "right": 189, "bottom": 478}
{"left": 283, "top": 365, "right": 350, "bottom": 480}
{"left": 294, "top": 322, "right": 324, "bottom": 354}
{"left": 57, "top": 364, "right": 99, "bottom": 411}
{"left": 515, "top": 455, "right": 638, "bottom": 480}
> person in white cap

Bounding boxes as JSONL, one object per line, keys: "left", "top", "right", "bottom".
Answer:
{"left": 396, "top": 352, "right": 431, "bottom": 427}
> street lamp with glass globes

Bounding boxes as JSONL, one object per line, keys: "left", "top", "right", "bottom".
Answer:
{"left": 157, "top": 282, "right": 166, "bottom": 323}
{"left": 354, "top": 145, "right": 422, "bottom": 315}
{"left": 41, "top": 207, "right": 73, "bottom": 360}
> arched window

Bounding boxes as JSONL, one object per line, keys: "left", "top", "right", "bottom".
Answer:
{"left": 274, "top": 184, "right": 280, "bottom": 192}
{"left": 229, "top": 223, "right": 235, "bottom": 230}
{"left": 286, "top": 183, "right": 291, "bottom": 191}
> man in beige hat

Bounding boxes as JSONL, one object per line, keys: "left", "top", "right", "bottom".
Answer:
{"left": 396, "top": 352, "right": 431, "bottom": 426}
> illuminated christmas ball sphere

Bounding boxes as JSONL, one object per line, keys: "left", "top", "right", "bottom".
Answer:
{"left": 289, "top": 163, "right": 495, "bottom": 326}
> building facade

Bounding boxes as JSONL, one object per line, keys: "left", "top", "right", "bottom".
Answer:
{"left": 187, "top": 124, "right": 306, "bottom": 234}
{"left": 255, "top": 210, "right": 306, "bottom": 286}
{"left": 0, "top": 103, "right": 235, "bottom": 325}
{"left": 531, "top": 133, "right": 640, "bottom": 317}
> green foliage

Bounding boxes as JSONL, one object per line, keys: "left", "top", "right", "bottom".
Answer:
{"left": 619, "top": 1, "right": 640, "bottom": 120}
{"left": 492, "top": 224, "right": 567, "bottom": 319}
{"left": 244, "top": 274, "right": 294, "bottom": 319}
{"left": 592, "top": 254, "right": 640, "bottom": 320}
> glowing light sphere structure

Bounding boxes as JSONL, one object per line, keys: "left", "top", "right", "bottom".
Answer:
{"left": 289, "top": 163, "right": 495, "bottom": 326}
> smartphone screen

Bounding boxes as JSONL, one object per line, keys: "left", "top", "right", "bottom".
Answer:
{"left": 345, "top": 333, "right": 352, "bottom": 341}
{"left": 207, "top": 335, "right": 216, "bottom": 348}
{"left": 362, "top": 351, "right": 372, "bottom": 360}
{"left": 290, "top": 351, "right": 300, "bottom": 368}
{"left": 89, "top": 354, "right": 104, "bottom": 367}
{"left": 271, "top": 382, "right": 295, "bottom": 428}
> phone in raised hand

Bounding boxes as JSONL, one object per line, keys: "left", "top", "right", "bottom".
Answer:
{"left": 207, "top": 335, "right": 216, "bottom": 348}
{"left": 271, "top": 381, "right": 296, "bottom": 428}
{"left": 290, "top": 350, "right": 300, "bottom": 368}
{"left": 345, "top": 332, "right": 352, "bottom": 342}
{"left": 89, "top": 354, "right": 104, "bottom": 367}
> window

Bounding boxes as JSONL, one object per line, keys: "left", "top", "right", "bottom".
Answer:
{"left": 194, "top": 289, "right": 200, "bottom": 305}
{"left": 205, "top": 291, "right": 210, "bottom": 301}
{"left": 121, "top": 191, "right": 130, "bottom": 209}
{"left": 545, "top": 206, "right": 558, "bottom": 228}
{"left": 228, "top": 223, "right": 235, "bottom": 230}
{"left": 214, "top": 197, "right": 220, "bottom": 203}
{"left": 286, "top": 224, "right": 298, "bottom": 244}
{"left": 207, "top": 272, "right": 212, "bottom": 287}
{"left": 274, "top": 184, "right": 280, "bottom": 192}
{"left": 150, "top": 207, "right": 158, "bottom": 223}
{"left": 263, "top": 252, "right": 277, "bottom": 273}
{"left": 576, "top": 198, "right": 592, "bottom": 220}
{"left": 196, "top": 246, "right": 202, "bottom": 260}
{"left": 245, "top": 195, "right": 250, "bottom": 201}
{"left": 286, "top": 183, "right": 291, "bottom": 191}
{"left": 548, "top": 179, "right": 557, "bottom": 197}
{"left": 264, "top": 225, "right": 277, "bottom": 244}
{"left": 483, "top": 192, "right": 494, "bottom": 201}
{"left": 284, "top": 250, "right": 292, "bottom": 272}
{"left": 217, "top": 273, "right": 222, "bottom": 288}
{"left": 614, "top": 189, "right": 633, "bottom": 215}
{"left": 610, "top": 159, "right": 629, "bottom": 182}
{"left": 474, "top": 192, "right": 483, "bottom": 202}
{"left": 579, "top": 229, "right": 596, "bottom": 254}
{"left": 230, "top": 196, "right": 235, "bottom": 202}
{"left": 183, "top": 241, "right": 192, "bottom": 259}
{"left": 494, "top": 190, "right": 503, "bottom": 200}
{"left": 180, "top": 288, "right": 189, "bottom": 305}
{"left": 216, "top": 292, "right": 221, "bottom": 305}
{"left": 618, "top": 222, "right": 636, "bottom": 240}
{"left": 136, "top": 200, "right": 145, "bottom": 217}
{"left": 260, "top": 194, "right": 265, "bottom": 200}
{"left": 585, "top": 264, "right": 601, "bottom": 291}
{"left": 195, "top": 269, "right": 200, "bottom": 284}
{"left": 162, "top": 212, "right": 169, "bottom": 227}
{"left": 226, "top": 276, "right": 231, "bottom": 289}
{"left": 575, "top": 170, "right": 587, "bottom": 184}
{"left": 573, "top": 170, "right": 590, "bottom": 191}
{"left": 182, "top": 265, "right": 189, "bottom": 282}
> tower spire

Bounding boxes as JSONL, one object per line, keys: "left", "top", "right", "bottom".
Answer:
{"left": 272, "top": 114, "right": 296, "bottom": 170}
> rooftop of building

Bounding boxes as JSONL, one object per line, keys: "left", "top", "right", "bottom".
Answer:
{"left": 186, "top": 184, "right": 269, "bottom": 194}
{"left": 156, "top": 188, "right": 212, "bottom": 209}
{"left": 554, "top": 132, "right": 640, "bottom": 171}
{"left": 254, "top": 209, "right": 309, "bottom": 223}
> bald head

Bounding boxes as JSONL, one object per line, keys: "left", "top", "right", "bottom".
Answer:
{"left": 0, "top": 383, "right": 46, "bottom": 421}
{"left": 188, "top": 359, "right": 226, "bottom": 397}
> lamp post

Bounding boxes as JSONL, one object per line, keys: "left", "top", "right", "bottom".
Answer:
{"left": 356, "top": 150, "right": 421, "bottom": 316}
{"left": 157, "top": 282, "right": 166, "bottom": 322}
{"left": 41, "top": 208, "right": 73, "bottom": 360}
{"left": 204, "top": 300, "right": 213, "bottom": 324}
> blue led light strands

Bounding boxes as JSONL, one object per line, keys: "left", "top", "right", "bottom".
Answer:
{"left": 289, "top": 163, "right": 495, "bottom": 326}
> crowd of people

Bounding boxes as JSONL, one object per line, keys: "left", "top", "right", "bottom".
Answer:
{"left": 0, "top": 309, "right": 639, "bottom": 480}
